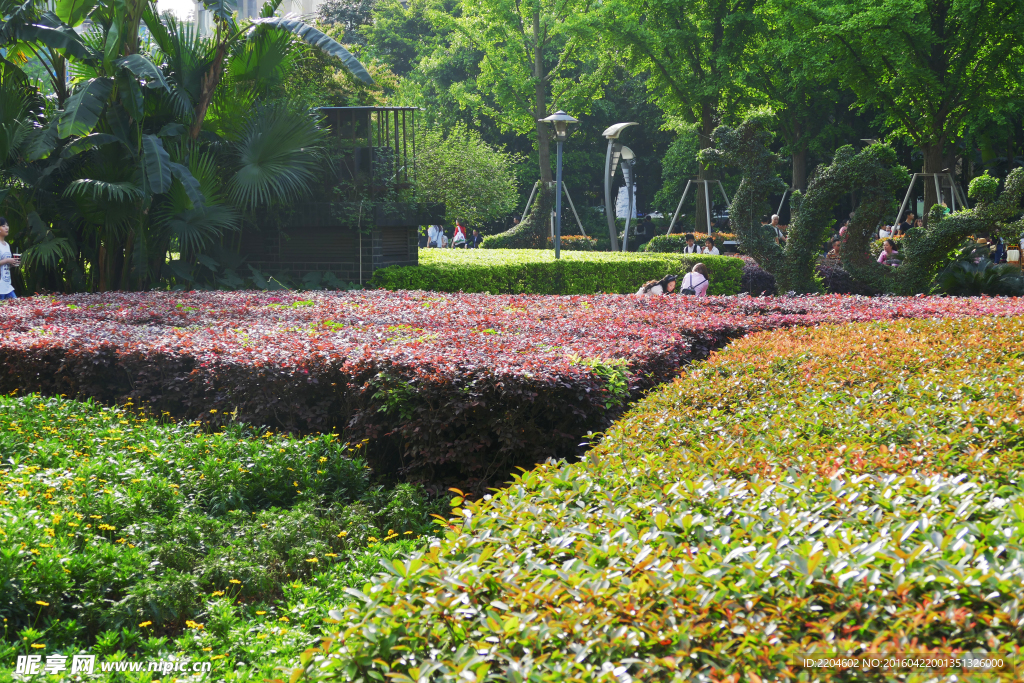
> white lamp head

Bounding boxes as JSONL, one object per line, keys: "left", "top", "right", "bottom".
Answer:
{"left": 539, "top": 110, "right": 578, "bottom": 142}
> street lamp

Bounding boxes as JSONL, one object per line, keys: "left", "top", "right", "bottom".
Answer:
{"left": 602, "top": 122, "right": 638, "bottom": 252}
{"left": 539, "top": 110, "right": 578, "bottom": 259}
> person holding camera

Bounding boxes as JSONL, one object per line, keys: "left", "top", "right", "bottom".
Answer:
{"left": 0, "top": 217, "right": 20, "bottom": 300}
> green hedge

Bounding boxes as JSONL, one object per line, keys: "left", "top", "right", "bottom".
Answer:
{"left": 642, "top": 232, "right": 739, "bottom": 253}
{"left": 370, "top": 248, "right": 744, "bottom": 295}
{"left": 301, "top": 316, "right": 1024, "bottom": 680}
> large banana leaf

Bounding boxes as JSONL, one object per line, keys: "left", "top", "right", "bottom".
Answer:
{"left": 141, "top": 133, "right": 172, "bottom": 195}
{"left": 54, "top": 0, "right": 99, "bottom": 27}
{"left": 115, "top": 54, "right": 170, "bottom": 91}
{"left": 249, "top": 15, "right": 373, "bottom": 85}
{"left": 169, "top": 161, "right": 204, "bottom": 207}
{"left": 202, "top": 0, "right": 237, "bottom": 25}
{"left": 60, "top": 132, "right": 119, "bottom": 158}
{"left": 15, "top": 21, "right": 95, "bottom": 62}
{"left": 23, "top": 124, "right": 59, "bottom": 161}
{"left": 57, "top": 77, "right": 113, "bottom": 138}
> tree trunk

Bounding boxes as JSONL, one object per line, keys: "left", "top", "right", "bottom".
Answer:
{"left": 534, "top": 10, "right": 552, "bottom": 183}
{"left": 695, "top": 101, "right": 714, "bottom": 234}
{"left": 792, "top": 144, "right": 808, "bottom": 192}
{"left": 190, "top": 40, "right": 228, "bottom": 141}
{"left": 921, "top": 143, "right": 944, "bottom": 223}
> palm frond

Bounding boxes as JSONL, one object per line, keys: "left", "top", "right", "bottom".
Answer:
{"left": 64, "top": 178, "right": 144, "bottom": 201}
{"left": 228, "top": 104, "right": 325, "bottom": 209}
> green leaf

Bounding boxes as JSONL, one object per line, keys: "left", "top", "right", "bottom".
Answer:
{"left": 60, "top": 133, "right": 120, "bottom": 159}
{"left": 15, "top": 22, "right": 95, "bottom": 61}
{"left": 158, "top": 123, "right": 188, "bottom": 139}
{"left": 115, "top": 54, "right": 170, "bottom": 91}
{"left": 24, "top": 124, "right": 59, "bottom": 162}
{"left": 53, "top": 0, "right": 99, "bottom": 27}
{"left": 141, "top": 134, "right": 172, "bottom": 195}
{"left": 57, "top": 77, "right": 113, "bottom": 138}
{"left": 64, "top": 179, "right": 144, "bottom": 202}
{"left": 169, "top": 161, "right": 205, "bottom": 207}
{"left": 202, "top": 0, "right": 237, "bottom": 24}
{"left": 249, "top": 16, "right": 373, "bottom": 85}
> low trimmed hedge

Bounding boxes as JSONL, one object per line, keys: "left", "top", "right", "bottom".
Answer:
{"left": 300, "top": 316, "right": 1024, "bottom": 680}
{"left": 371, "top": 248, "right": 745, "bottom": 295}
{"left": 641, "top": 232, "right": 739, "bottom": 253}
{"left": 545, "top": 235, "right": 598, "bottom": 251}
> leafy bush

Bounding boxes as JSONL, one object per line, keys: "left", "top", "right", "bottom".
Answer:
{"left": 4, "top": 291, "right": 1024, "bottom": 493}
{"left": 302, "top": 316, "right": 1024, "bottom": 681}
{"left": 416, "top": 123, "right": 522, "bottom": 225}
{"left": 641, "top": 232, "right": 739, "bottom": 253}
{"left": 739, "top": 255, "right": 776, "bottom": 295}
{"left": 816, "top": 262, "right": 878, "bottom": 295}
{"left": 0, "top": 394, "right": 440, "bottom": 674}
{"left": 545, "top": 235, "right": 597, "bottom": 251}
{"left": 932, "top": 243, "right": 1024, "bottom": 295}
{"left": 371, "top": 248, "right": 745, "bottom": 295}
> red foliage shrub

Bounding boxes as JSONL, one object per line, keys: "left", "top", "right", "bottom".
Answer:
{"left": 2, "top": 291, "right": 1022, "bottom": 489}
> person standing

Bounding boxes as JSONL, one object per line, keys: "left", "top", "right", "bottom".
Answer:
{"left": 682, "top": 234, "right": 701, "bottom": 254}
{"left": 898, "top": 211, "right": 914, "bottom": 235}
{"left": 452, "top": 221, "right": 468, "bottom": 248}
{"left": 427, "top": 224, "right": 443, "bottom": 248}
{"left": 0, "top": 217, "right": 20, "bottom": 300}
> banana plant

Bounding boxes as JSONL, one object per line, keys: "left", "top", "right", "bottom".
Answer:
{"left": 186, "top": 0, "right": 372, "bottom": 139}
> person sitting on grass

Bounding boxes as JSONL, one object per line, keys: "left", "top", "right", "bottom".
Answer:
{"left": 877, "top": 239, "right": 899, "bottom": 266}
{"left": 703, "top": 237, "right": 719, "bottom": 255}
{"left": 682, "top": 234, "right": 701, "bottom": 254}
{"left": 679, "top": 263, "right": 710, "bottom": 296}
{"left": 637, "top": 274, "right": 677, "bottom": 296}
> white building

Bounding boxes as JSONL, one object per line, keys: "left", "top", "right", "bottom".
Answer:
{"left": 193, "top": 0, "right": 319, "bottom": 33}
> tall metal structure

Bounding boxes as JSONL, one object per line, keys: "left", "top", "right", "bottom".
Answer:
{"left": 665, "top": 179, "right": 731, "bottom": 236}
{"left": 893, "top": 172, "right": 968, "bottom": 225}
{"left": 602, "top": 122, "right": 638, "bottom": 252}
{"left": 539, "top": 111, "right": 578, "bottom": 259}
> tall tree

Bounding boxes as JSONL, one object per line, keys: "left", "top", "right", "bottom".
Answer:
{"left": 601, "top": 0, "right": 761, "bottom": 231}
{"left": 438, "top": 0, "right": 608, "bottom": 183}
{"left": 807, "top": 0, "right": 1024, "bottom": 213}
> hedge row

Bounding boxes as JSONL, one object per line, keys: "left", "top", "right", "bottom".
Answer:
{"left": 301, "top": 316, "right": 1024, "bottom": 681}
{"left": 4, "top": 293, "right": 1024, "bottom": 491}
{"left": 641, "top": 232, "right": 740, "bottom": 253}
{"left": 370, "top": 248, "right": 745, "bottom": 295}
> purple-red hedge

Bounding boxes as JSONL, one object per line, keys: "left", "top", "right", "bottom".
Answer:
{"left": 2, "top": 291, "right": 1022, "bottom": 488}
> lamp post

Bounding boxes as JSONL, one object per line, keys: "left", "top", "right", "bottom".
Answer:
{"left": 539, "top": 110, "right": 578, "bottom": 259}
{"left": 601, "top": 122, "right": 638, "bottom": 252}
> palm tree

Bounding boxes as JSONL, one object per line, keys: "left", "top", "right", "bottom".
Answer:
{"left": 0, "top": 0, "right": 373, "bottom": 292}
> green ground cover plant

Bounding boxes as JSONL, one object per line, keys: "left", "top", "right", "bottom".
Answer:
{"left": 299, "top": 316, "right": 1024, "bottom": 681}
{"left": 370, "top": 249, "right": 744, "bottom": 295}
{"left": 0, "top": 395, "right": 442, "bottom": 681}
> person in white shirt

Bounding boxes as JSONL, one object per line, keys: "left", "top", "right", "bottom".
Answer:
{"left": 682, "top": 234, "right": 701, "bottom": 254}
{"left": 679, "top": 263, "right": 710, "bottom": 296}
{"left": 637, "top": 274, "right": 677, "bottom": 296}
{"left": 0, "top": 217, "right": 19, "bottom": 300}
{"left": 702, "top": 237, "right": 720, "bottom": 256}
{"left": 427, "top": 225, "right": 443, "bottom": 247}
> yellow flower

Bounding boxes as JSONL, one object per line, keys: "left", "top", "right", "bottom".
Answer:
{"left": 139, "top": 621, "right": 152, "bottom": 628}
{"left": 324, "top": 553, "right": 338, "bottom": 558}
{"left": 202, "top": 647, "right": 212, "bottom": 652}
{"left": 185, "top": 620, "right": 204, "bottom": 630}
{"left": 36, "top": 600, "right": 49, "bottom": 606}
{"left": 278, "top": 616, "right": 289, "bottom": 623}
{"left": 210, "top": 654, "right": 226, "bottom": 660}
{"left": 209, "top": 409, "right": 218, "bottom": 414}
{"left": 367, "top": 536, "right": 378, "bottom": 543}
{"left": 210, "top": 591, "right": 225, "bottom": 597}
{"left": 318, "top": 457, "right": 327, "bottom": 463}
{"left": 305, "top": 558, "right": 318, "bottom": 563}
{"left": 293, "top": 481, "right": 298, "bottom": 487}
{"left": 31, "top": 643, "right": 45, "bottom": 649}
{"left": 255, "top": 611, "right": 267, "bottom": 615}
{"left": 404, "top": 531, "right": 413, "bottom": 535}
{"left": 336, "top": 530, "right": 347, "bottom": 538}
{"left": 229, "top": 579, "right": 241, "bottom": 584}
